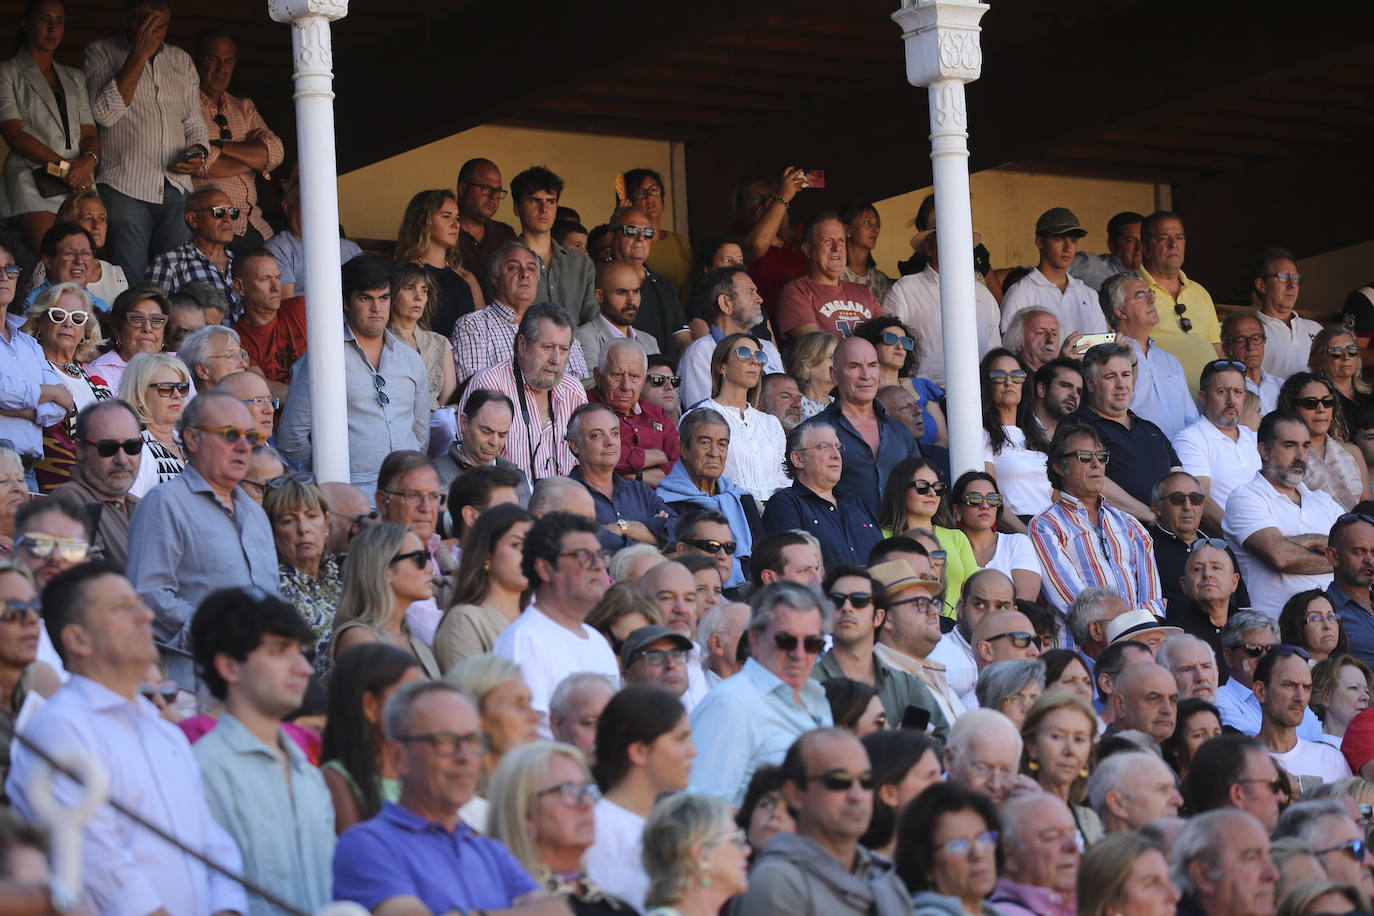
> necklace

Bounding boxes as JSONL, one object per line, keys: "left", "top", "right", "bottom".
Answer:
{"left": 51, "top": 359, "right": 81, "bottom": 378}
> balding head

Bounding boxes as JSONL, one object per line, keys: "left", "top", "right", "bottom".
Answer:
{"left": 829, "top": 336, "right": 879, "bottom": 407}
{"left": 1111, "top": 662, "right": 1179, "bottom": 742}
{"left": 957, "top": 568, "right": 1016, "bottom": 640}
{"left": 1088, "top": 751, "right": 1183, "bottom": 833}
{"left": 320, "top": 481, "right": 370, "bottom": 555}
{"left": 640, "top": 561, "right": 699, "bottom": 638}
{"left": 973, "top": 609, "right": 1040, "bottom": 668}
{"left": 945, "top": 708, "right": 1022, "bottom": 805}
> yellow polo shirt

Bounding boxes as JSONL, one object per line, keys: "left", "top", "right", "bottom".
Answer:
{"left": 1139, "top": 265, "right": 1222, "bottom": 394}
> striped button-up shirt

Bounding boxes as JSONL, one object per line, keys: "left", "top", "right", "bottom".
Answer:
{"left": 455, "top": 360, "right": 586, "bottom": 482}
{"left": 195, "top": 89, "right": 284, "bottom": 239}
{"left": 450, "top": 299, "right": 590, "bottom": 385}
{"left": 1030, "top": 490, "right": 1164, "bottom": 622}
{"left": 83, "top": 36, "right": 211, "bottom": 203}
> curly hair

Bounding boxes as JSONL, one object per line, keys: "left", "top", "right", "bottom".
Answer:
{"left": 393, "top": 189, "right": 464, "bottom": 271}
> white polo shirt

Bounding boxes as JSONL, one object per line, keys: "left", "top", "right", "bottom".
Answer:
{"left": 999, "top": 268, "right": 1108, "bottom": 338}
{"left": 1257, "top": 309, "right": 1322, "bottom": 380}
{"left": 1174, "top": 418, "right": 1261, "bottom": 514}
{"left": 1246, "top": 370, "right": 1284, "bottom": 414}
{"left": 1222, "top": 472, "right": 1343, "bottom": 618}
{"left": 1123, "top": 335, "right": 1199, "bottom": 437}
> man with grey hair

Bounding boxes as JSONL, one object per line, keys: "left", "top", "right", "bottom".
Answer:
{"left": 1274, "top": 799, "right": 1374, "bottom": 898}
{"left": 1174, "top": 359, "right": 1261, "bottom": 533}
{"left": 1171, "top": 809, "right": 1278, "bottom": 916}
{"left": 331, "top": 681, "right": 553, "bottom": 913}
{"left": 586, "top": 336, "right": 679, "bottom": 487}
{"left": 990, "top": 791, "right": 1081, "bottom": 914}
{"left": 679, "top": 265, "right": 781, "bottom": 407}
{"left": 1067, "top": 586, "right": 1130, "bottom": 666}
{"left": 548, "top": 672, "right": 617, "bottom": 763}
{"left": 1087, "top": 750, "right": 1183, "bottom": 833}
{"left": 452, "top": 238, "right": 591, "bottom": 385}
{"left": 179, "top": 323, "right": 248, "bottom": 391}
{"left": 1214, "top": 609, "right": 1323, "bottom": 740}
{"left": 1002, "top": 306, "right": 1064, "bottom": 373}
{"left": 576, "top": 260, "right": 660, "bottom": 365}
{"left": 565, "top": 402, "right": 670, "bottom": 552}
{"left": 1100, "top": 270, "right": 1197, "bottom": 437}
{"left": 527, "top": 476, "right": 596, "bottom": 520}
{"left": 54, "top": 399, "right": 144, "bottom": 569}
{"left": 127, "top": 391, "right": 279, "bottom": 685}
{"left": 762, "top": 420, "right": 883, "bottom": 570}
{"left": 689, "top": 581, "right": 833, "bottom": 805}
{"left": 1157, "top": 633, "right": 1220, "bottom": 702}
{"left": 944, "top": 708, "right": 1023, "bottom": 805}
{"left": 697, "top": 600, "right": 750, "bottom": 685}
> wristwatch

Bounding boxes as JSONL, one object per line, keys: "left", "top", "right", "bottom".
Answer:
{"left": 616, "top": 519, "right": 629, "bottom": 538}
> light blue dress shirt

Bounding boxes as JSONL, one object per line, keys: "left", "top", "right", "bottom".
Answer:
{"left": 0, "top": 313, "right": 65, "bottom": 458}
{"left": 1124, "top": 335, "right": 1199, "bottom": 438}
{"left": 194, "top": 712, "right": 335, "bottom": 916}
{"left": 1213, "top": 674, "right": 1323, "bottom": 740}
{"left": 689, "top": 657, "right": 832, "bottom": 806}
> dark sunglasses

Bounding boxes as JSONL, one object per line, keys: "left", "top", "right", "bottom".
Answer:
{"left": 83, "top": 437, "right": 142, "bottom": 458}
{"left": 1175, "top": 302, "right": 1193, "bottom": 333}
{"left": 1295, "top": 396, "right": 1338, "bottom": 410}
{"left": 986, "top": 631, "right": 1041, "bottom": 650}
{"left": 828, "top": 591, "right": 873, "bottom": 610}
{"left": 1329, "top": 345, "right": 1362, "bottom": 359}
{"left": 212, "top": 112, "right": 231, "bottom": 140}
{"left": 389, "top": 549, "right": 431, "bottom": 570}
{"left": 0, "top": 599, "right": 41, "bottom": 624}
{"left": 1059, "top": 449, "right": 1110, "bottom": 464}
{"left": 880, "top": 330, "right": 914, "bottom": 351}
{"left": 371, "top": 373, "right": 390, "bottom": 407}
{"left": 1314, "top": 838, "right": 1367, "bottom": 862}
{"left": 773, "top": 631, "right": 826, "bottom": 655}
{"left": 806, "top": 769, "right": 874, "bottom": 791}
{"left": 960, "top": 492, "right": 1002, "bottom": 508}
{"left": 1163, "top": 491, "right": 1206, "bottom": 507}
{"left": 149, "top": 381, "right": 191, "bottom": 397}
{"left": 733, "top": 346, "right": 768, "bottom": 364}
{"left": 195, "top": 205, "right": 242, "bottom": 220}
{"left": 684, "top": 538, "right": 736, "bottom": 555}
{"left": 909, "top": 479, "right": 945, "bottom": 495}
{"left": 1, "top": 265, "right": 20, "bottom": 280}
{"left": 618, "top": 225, "right": 658, "bottom": 240}
{"left": 1205, "top": 359, "right": 1247, "bottom": 373}
{"left": 647, "top": 373, "right": 681, "bottom": 388}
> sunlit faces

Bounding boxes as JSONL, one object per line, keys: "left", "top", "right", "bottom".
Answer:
{"left": 190, "top": 191, "right": 235, "bottom": 245}
{"left": 1255, "top": 256, "right": 1301, "bottom": 315}
{"left": 1156, "top": 475, "right": 1204, "bottom": 540}
{"left": 1259, "top": 418, "right": 1311, "bottom": 490}
{"left": 724, "top": 272, "right": 764, "bottom": 330}
{"left": 459, "top": 398, "right": 513, "bottom": 465}
{"left": 1166, "top": 639, "right": 1219, "bottom": 702}
{"left": 0, "top": 570, "right": 40, "bottom": 671}
{"left": 271, "top": 499, "right": 329, "bottom": 572}
{"left": 568, "top": 406, "right": 620, "bottom": 472}
{"left": 680, "top": 423, "right": 729, "bottom": 484}
{"left": 1020, "top": 311, "right": 1061, "bottom": 369}
{"left": 642, "top": 562, "right": 699, "bottom": 639}
{"left": 595, "top": 262, "right": 642, "bottom": 328}
{"left": 1112, "top": 277, "right": 1158, "bottom": 330}
{"left": 392, "top": 277, "right": 432, "bottom": 326}
{"left": 1054, "top": 433, "right": 1107, "bottom": 500}
{"left": 1087, "top": 355, "right": 1134, "bottom": 417}
{"left": 930, "top": 808, "right": 998, "bottom": 904}
{"left": 1028, "top": 706, "right": 1093, "bottom": 791}
{"left": 1036, "top": 232, "right": 1079, "bottom": 271}
{"left": 846, "top": 208, "right": 880, "bottom": 251}
{"left": 480, "top": 676, "right": 540, "bottom": 755}
{"left": 49, "top": 231, "right": 92, "bottom": 285}
{"left": 1293, "top": 380, "right": 1337, "bottom": 439}
{"left": 494, "top": 246, "right": 539, "bottom": 309}
{"left": 611, "top": 211, "right": 654, "bottom": 264}
{"left": 120, "top": 298, "right": 167, "bottom": 357}
{"left": 540, "top": 530, "right": 608, "bottom": 610}
{"left": 516, "top": 189, "right": 560, "bottom": 235}
{"left": 804, "top": 218, "right": 847, "bottom": 279}
{"left": 516, "top": 319, "right": 573, "bottom": 393}
{"left": 346, "top": 286, "right": 391, "bottom": 340}
{"left": 1198, "top": 368, "right": 1245, "bottom": 430}
{"left": 1145, "top": 218, "right": 1186, "bottom": 273}
{"left": 428, "top": 195, "right": 461, "bottom": 250}
{"left": 386, "top": 531, "right": 434, "bottom": 603}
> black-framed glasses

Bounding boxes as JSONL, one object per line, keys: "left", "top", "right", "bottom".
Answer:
{"left": 1314, "top": 838, "right": 1366, "bottom": 862}
{"left": 987, "top": 369, "right": 1027, "bottom": 385}
{"left": 1189, "top": 536, "right": 1229, "bottom": 552}
{"left": 396, "top": 730, "right": 490, "bottom": 756}
{"left": 1264, "top": 271, "right": 1304, "bottom": 285}
{"left": 83, "top": 437, "right": 142, "bottom": 458}
{"left": 45, "top": 307, "right": 88, "bottom": 326}
{"left": 557, "top": 548, "right": 611, "bottom": 571}
{"left": 190, "top": 425, "right": 264, "bottom": 446}
{"left": 684, "top": 538, "right": 736, "bottom": 556}
{"left": 0, "top": 599, "right": 41, "bottom": 624}
{"left": 891, "top": 592, "right": 938, "bottom": 615}
{"left": 1224, "top": 332, "right": 1266, "bottom": 348}
{"left": 733, "top": 346, "right": 767, "bottom": 364}
{"left": 371, "top": 373, "right": 390, "bottom": 407}
{"left": 1329, "top": 345, "right": 1362, "bottom": 359}
{"left": 467, "top": 182, "right": 507, "bottom": 200}
{"left": 535, "top": 781, "right": 601, "bottom": 807}
{"left": 389, "top": 549, "right": 431, "bottom": 570}
{"left": 379, "top": 488, "right": 446, "bottom": 509}
{"left": 632, "top": 648, "right": 689, "bottom": 667}
{"left": 1295, "top": 396, "right": 1337, "bottom": 410}
{"left": 240, "top": 396, "right": 281, "bottom": 411}
{"left": 647, "top": 373, "right": 681, "bottom": 388}
{"left": 15, "top": 534, "right": 88, "bottom": 562}
{"left": 212, "top": 112, "right": 231, "bottom": 140}
{"left": 125, "top": 314, "right": 168, "bottom": 330}
{"left": 880, "top": 330, "right": 914, "bottom": 351}
{"left": 1175, "top": 302, "right": 1193, "bottom": 333}
{"left": 149, "top": 381, "right": 191, "bottom": 397}
{"left": 194, "top": 205, "right": 241, "bottom": 220}
{"left": 618, "top": 225, "right": 657, "bottom": 240}
{"left": 1059, "top": 449, "right": 1110, "bottom": 464}
{"left": 773, "top": 631, "right": 826, "bottom": 655}
{"left": 1164, "top": 491, "right": 1206, "bottom": 507}
{"left": 806, "top": 769, "right": 874, "bottom": 791}
{"left": 986, "top": 631, "right": 1041, "bottom": 650}
{"left": 909, "top": 479, "right": 945, "bottom": 495}
{"left": 960, "top": 492, "right": 1002, "bottom": 508}
{"left": 347, "top": 508, "right": 378, "bottom": 540}
{"left": 828, "top": 591, "right": 873, "bottom": 610}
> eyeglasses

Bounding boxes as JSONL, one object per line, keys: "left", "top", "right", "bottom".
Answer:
{"left": 797, "top": 441, "right": 844, "bottom": 455}
{"left": 1058, "top": 449, "right": 1110, "bottom": 464}
{"left": 966, "top": 761, "right": 1018, "bottom": 783}
{"left": 960, "top": 492, "right": 1002, "bottom": 508}
{"left": 1264, "top": 271, "right": 1304, "bottom": 285}
{"left": 828, "top": 591, "right": 873, "bottom": 610}
{"left": 1163, "top": 491, "right": 1206, "bottom": 507}
{"left": 83, "top": 437, "right": 142, "bottom": 458}
{"left": 880, "top": 330, "right": 915, "bottom": 351}
{"left": 557, "top": 548, "right": 611, "bottom": 570}
{"left": 536, "top": 781, "right": 601, "bottom": 807}
{"left": 370, "top": 372, "right": 390, "bottom": 407}
{"left": 929, "top": 550, "right": 947, "bottom": 562}
{"left": 0, "top": 599, "right": 41, "bottom": 624}
{"left": 891, "top": 593, "right": 938, "bottom": 615}
{"left": 633, "top": 187, "right": 664, "bottom": 200}
{"left": 240, "top": 396, "right": 281, "bottom": 411}
{"left": 939, "top": 830, "right": 999, "bottom": 857}
{"left": 1329, "top": 345, "right": 1362, "bottom": 359}
{"left": 44, "top": 307, "right": 88, "bottom": 326}
{"left": 1, "top": 265, "right": 20, "bottom": 279}
{"left": 684, "top": 538, "right": 736, "bottom": 555}
{"left": 396, "top": 730, "right": 490, "bottom": 756}
{"left": 909, "top": 479, "right": 946, "bottom": 495}
{"left": 1128, "top": 289, "right": 1157, "bottom": 305}
{"left": 1189, "top": 536, "right": 1230, "bottom": 552}
{"left": 15, "top": 534, "right": 88, "bottom": 563}
{"left": 1306, "top": 611, "right": 1340, "bottom": 626}
{"left": 773, "top": 631, "right": 826, "bottom": 655}
{"left": 1002, "top": 690, "right": 1042, "bottom": 709}
{"left": 55, "top": 249, "right": 93, "bottom": 262}
{"left": 647, "top": 373, "right": 681, "bottom": 388}
{"left": 1225, "top": 332, "right": 1266, "bottom": 348}
{"left": 139, "top": 679, "right": 179, "bottom": 704}
{"left": 633, "top": 648, "right": 689, "bottom": 667}
{"left": 1175, "top": 302, "right": 1193, "bottom": 334}
{"left": 125, "top": 314, "right": 168, "bottom": 330}
{"left": 389, "top": 549, "right": 431, "bottom": 570}
{"left": 190, "top": 426, "right": 264, "bottom": 446}
{"left": 806, "top": 769, "right": 874, "bottom": 791}
{"left": 987, "top": 369, "right": 1027, "bottom": 385}
{"left": 1235, "top": 776, "right": 1288, "bottom": 796}
{"left": 467, "top": 182, "right": 507, "bottom": 199}
{"left": 265, "top": 472, "right": 315, "bottom": 490}
{"left": 207, "top": 349, "right": 250, "bottom": 363}
{"left": 193, "top": 205, "right": 242, "bottom": 220}
{"left": 986, "top": 631, "right": 1041, "bottom": 650}
{"left": 379, "top": 488, "right": 446, "bottom": 509}
{"left": 1295, "top": 396, "right": 1338, "bottom": 410}
{"left": 618, "top": 225, "right": 658, "bottom": 240}
{"left": 149, "top": 381, "right": 191, "bottom": 397}
{"left": 1314, "top": 838, "right": 1366, "bottom": 862}
{"left": 733, "top": 346, "right": 767, "bottom": 364}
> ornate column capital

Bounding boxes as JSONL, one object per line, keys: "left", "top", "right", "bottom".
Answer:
{"left": 892, "top": 0, "right": 989, "bottom": 87}
{"left": 268, "top": 0, "right": 348, "bottom": 24}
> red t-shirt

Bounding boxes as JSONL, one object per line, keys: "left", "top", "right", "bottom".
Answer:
{"left": 235, "top": 295, "right": 308, "bottom": 383}
{"left": 775, "top": 277, "right": 879, "bottom": 338}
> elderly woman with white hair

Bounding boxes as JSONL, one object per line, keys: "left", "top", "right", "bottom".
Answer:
{"left": 486, "top": 741, "right": 635, "bottom": 915}
{"left": 177, "top": 323, "right": 249, "bottom": 392}
{"left": 119, "top": 351, "right": 193, "bottom": 497}
{"left": 974, "top": 658, "right": 1045, "bottom": 730}
{"left": 0, "top": 447, "right": 27, "bottom": 557}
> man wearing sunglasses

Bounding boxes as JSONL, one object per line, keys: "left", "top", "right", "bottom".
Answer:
{"left": 776, "top": 211, "right": 879, "bottom": 345}
{"left": 52, "top": 400, "right": 142, "bottom": 570}
{"left": 1174, "top": 360, "right": 1262, "bottom": 536}
{"left": 1274, "top": 800, "right": 1374, "bottom": 900}
{"left": 679, "top": 266, "right": 782, "bottom": 408}
{"left": 1102, "top": 270, "right": 1198, "bottom": 438}
{"left": 689, "top": 582, "right": 832, "bottom": 805}
{"left": 510, "top": 165, "right": 598, "bottom": 327}
{"left": 1214, "top": 610, "right": 1324, "bottom": 742}
{"left": 147, "top": 187, "right": 242, "bottom": 321}
{"left": 966, "top": 608, "right": 1042, "bottom": 709}
{"left": 1253, "top": 247, "right": 1320, "bottom": 380}
{"left": 1136, "top": 211, "right": 1225, "bottom": 393}
{"left": 1149, "top": 471, "right": 1251, "bottom": 615}
{"left": 1254, "top": 645, "right": 1351, "bottom": 784}
{"left": 127, "top": 392, "right": 280, "bottom": 685}
{"left": 609, "top": 207, "right": 690, "bottom": 356}
{"left": 737, "top": 728, "right": 908, "bottom": 916}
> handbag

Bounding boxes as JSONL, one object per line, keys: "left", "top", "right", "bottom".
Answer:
{"left": 31, "top": 165, "right": 68, "bottom": 199}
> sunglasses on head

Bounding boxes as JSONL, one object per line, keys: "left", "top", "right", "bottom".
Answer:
{"left": 45, "top": 307, "right": 88, "bottom": 326}
{"left": 880, "top": 330, "right": 914, "bottom": 351}
{"left": 1295, "top": 396, "right": 1338, "bottom": 410}
{"left": 0, "top": 599, "right": 40, "bottom": 624}
{"left": 389, "top": 549, "right": 431, "bottom": 570}
{"left": 1163, "top": 491, "right": 1205, "bottom": 507}
{"left": 828, "top": 591, "right": 872, "bottom": 610}
{"left": 909, "top": 479, "right": 945, "bottom": 495}
{"left": 986, "top": 631, "right": 1041, "bottom": 650}
{"left": 83, "top": 437, "right": 142, "bottom": 458}
{"left": 1189, "top": 536, "right": 1229, "bottom": 553}
{"left": 773, "top": 631, "right": 826, "bottom": 655}
{"left": 684, "top": 537, "right": 736, "bottom": 555}
{"left": 647, "top": 373, "right": 680, "bottom": 388}
{"left": 806, "top": 769, "right": 874, "bottom": 791}
{"left": 733, "top": 346, "right": 767, "bottom": 365}
{"left": 149, "top": 381, "right": 191, "bottom": 397}
{"left": 960, "top": 492, "right": 1002, "bottom": 508}
{"left": 266, "top": 472, "right": 315, "bottom": 490}
{"left": 1329, "top": 345, "right": 1362, "bottom": 359}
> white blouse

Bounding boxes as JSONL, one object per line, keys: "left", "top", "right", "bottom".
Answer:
{"left": 982, "top": 425, "right": 1052, "bottom": 517}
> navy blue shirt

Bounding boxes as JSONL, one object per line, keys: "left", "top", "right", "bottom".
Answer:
{"left": 817, "top": 400, "right": 922, "bottom": 521}
{"left": 570, "top": 466, "right": 672, "bottom": 552}
{"left": 1153, "top": 523, "right": 1251, "bottom": 614}
{"left": 1329, "top": 582, "right": 1374, "bottom": 670}
{"left": 762, "top": 480, "right": 884, "bottom": 570}
{"left": 1074, "top": 407, "right": 1181, "bottom": 507}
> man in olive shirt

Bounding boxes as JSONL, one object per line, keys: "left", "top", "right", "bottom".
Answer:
{"left": 53, "top": 401, "right": 143, "bottom": 570}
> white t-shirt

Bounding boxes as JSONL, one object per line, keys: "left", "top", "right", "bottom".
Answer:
{"left": 986, "top": 531, "right": 1044, "bottom": 583}
{"left": 1271, "top": 737, "right": 1352, "bottom": 785}
{"left": 585, "top": 799, "right": 648, "bottom": 911}
{"left": 1174, "top": 419, "right": 1261, "bottom": 516}
{"left": 982, "top": 426, "right": 1052, "bottom": 517}
{"left": 492, "top": 603, "right": 621, "bottom": 738}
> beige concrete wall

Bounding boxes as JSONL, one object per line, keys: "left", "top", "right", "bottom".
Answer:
{"left": 1297, "top": 239, "right": 1374, "bottom": 321}
{"left": 335, "top": 124, "right": 677, "bottom": 243}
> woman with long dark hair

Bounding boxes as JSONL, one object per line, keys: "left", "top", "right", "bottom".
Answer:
{"left": 1278, "top": 371, "right": 1369, "bottom": 509}
{"left": 854, "top": 316, "right": 947, "bottom": 449}
{"left": 433, "top": 504, "right": 533, "bottom": 672}
{"left": 393, "top": 189, "right": 483, "bottom": 338}
{"left": 948, "top": 469, "right": 1043, "bottom": 601}
{"left": 861, "top": 729, "right": 941, "bottom": 859}
{"left": 877, "top": 456, "right": 976, "bottom": 617}
{"left": 978, "top": 348, "right": 1049, "bottom": 530}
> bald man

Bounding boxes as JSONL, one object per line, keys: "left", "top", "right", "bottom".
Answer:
{"left": 575, "top": 260, "right": 661, "bottom": 368}
{"left": 1110, "top": 662, "right": 1179, "bottom": 744}
{"left": 930, "top": 568, "right": 1017, "bottom": 698}
{"left": 320, "top": 481, "right": 373, "bottom": 556}
{"left": 641, "top": 561, "right": 708, "bottom": 707}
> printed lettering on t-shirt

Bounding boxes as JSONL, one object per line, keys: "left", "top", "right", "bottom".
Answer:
{"left": 818, "top": 299, "right": 874, "bottom": 323}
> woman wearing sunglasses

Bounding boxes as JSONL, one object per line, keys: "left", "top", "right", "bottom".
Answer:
{"left": 22, "top": 282, "right": 110, "bottom": 490}
{"left": 0, "top": 560, "right": 60, "bottom": 800}
{"left": 978, "top": 348, "right": 1050, "bottom": 532}
{"left": 692, "top": 332, "right": 789, "bottom": 506}
{"left": 950, "top": 470, "right": 1043, "bottom": 602}
{"left": 119, "top": 351, "right": 191, "bottom": 498}
{"left": 1310, "top": 324, "right": 1374, "bottom": 420}
{"left": 877, "top": 456, "right": 977, "bottom": 618}
{"left": 1278, "top": 371, "right": 1369, "bottom": 511}
{"left": 854, "top": 316, "right": 948, "bottom": 449}
{"left": 86, "top": 283, "right": 169, "bottom": 391}
{"left": 330, "top": 521, "right": 440, "bottom": 678}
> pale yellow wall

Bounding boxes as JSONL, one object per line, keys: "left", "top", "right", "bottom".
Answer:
{"left": 869, "top": 169, "right": 1156, "bottom": 277}
{"left": 1297, "top": 239, "right": 1374, "bottom": 320}
{"left": 335, "top": 124, "right": 677, "bottom": 242}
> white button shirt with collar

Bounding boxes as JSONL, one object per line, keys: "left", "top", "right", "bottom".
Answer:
{"left": 7, "top": 676, "right": 248, "bottom": 916}
{"left": 999, "top": 267, "right": 1109, "bottom": 338}
{"left": 1174, "top": 417, "right": 1261, "bottom": 515}
{"left": 881, "top": 264, "right": 1002, "bottom": 389}
{"left": 1256, "top": 309, "right": 1322, "bottom": 380}
{"left": 1122, "top": 335, "right": 1199, "bottom": 437}
{"left": 1246, "top": 370, "right": 1284, "bottom": 414}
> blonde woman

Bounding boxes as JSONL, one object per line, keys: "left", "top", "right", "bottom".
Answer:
{"left": 393, "top": 189, "right": 484, "bottom": 339}
{"left": 388, "top": 261, "right": 456, "bottom": 409}
{"left": 1076, "top": 832, "right": 1180, "bottom": 916}
{"left": 641, "top": 792, "right": 749, "bottom": 916}
{"left": 1310, "top": 324, "right": 1374, "bottom": 418}
{"left": 1020, "top": 690, "right": 1102, "bottom": 847}
{"left": 332, "top": 521, "right": 440, "bottom": 678}
{"left": 788, "top": 331, "right": 836, "bottom": 419}
{"left": 119, "top": 351, "right": 192, "bottom": 498}
{"left": 0, "top": 447, "right": 26, "bottom": 556}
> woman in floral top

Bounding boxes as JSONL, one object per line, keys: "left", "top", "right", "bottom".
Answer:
{"left": 264, "top": 473, "right": 342, "bottom": 673}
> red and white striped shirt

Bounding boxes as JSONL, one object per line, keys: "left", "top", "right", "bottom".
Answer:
{"left": 455, "top": 360, "right": 587, "bottom": 481}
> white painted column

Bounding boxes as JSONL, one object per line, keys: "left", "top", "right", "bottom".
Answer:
{"left": 269, "top": 0, "right": 350, "bottom": 482}
{"left": 893, "top": 0, "right": 989, "bottom": 480}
